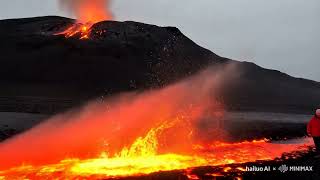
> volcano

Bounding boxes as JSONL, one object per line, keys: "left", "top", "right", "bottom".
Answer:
{"left": 0, "top": 16, "right": 320, "bottom": 179}
{"left": 0, "top": 16, "right": 319, "bottom": 115}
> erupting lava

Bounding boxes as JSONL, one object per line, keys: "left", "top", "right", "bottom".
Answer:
{"left": 57, "top": 0, "right": 113, "bottom": 39}
{"left": 56, "top": 22, "right": 93, "bottom": 39}
{"left": 0, "top": 68, "right": 314, "bottom": 179}
{"left": 0, "top": 123, "right": 312, "bottom": 179}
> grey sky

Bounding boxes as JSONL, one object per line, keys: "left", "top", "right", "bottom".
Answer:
{"left": 0, "top": 0, "right": 319, "bottom": 81}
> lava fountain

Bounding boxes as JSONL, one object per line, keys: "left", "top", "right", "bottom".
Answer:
{"left": 56, "top": 0, "right": 113, "bottom": 39}
{"left": 0, "top": 67, "right": 313, "bottom": 179}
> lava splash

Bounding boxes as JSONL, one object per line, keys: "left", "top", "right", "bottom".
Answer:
{"left": 0, "top": 123, "right": 312, "bottom": 179}
{"left": 0, "top": 68, "right": 313, "bottom": 179}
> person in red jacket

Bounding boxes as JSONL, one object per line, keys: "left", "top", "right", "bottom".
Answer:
{"left": 307, "top": 109, "right": 320, "bottom": 152}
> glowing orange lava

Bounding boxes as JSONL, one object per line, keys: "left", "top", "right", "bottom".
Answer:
{"left": 0, "top": 119, "right": 313, "bottom": 179}
{"left": 56, "top": 22, "right": 92, "bottom": 39}
{"left": 0, "top": 69, "right": 314, "bottom": 179}
{"left": 57, "top": 0, "right": 112, "bottom": 39}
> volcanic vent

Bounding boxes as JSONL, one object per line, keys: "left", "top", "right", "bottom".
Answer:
{"left": 56, "top": 0, "right": 112, "bottom": 39}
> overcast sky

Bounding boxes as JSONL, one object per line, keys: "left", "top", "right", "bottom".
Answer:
{"left": 0, "top": 0, "right": 319, "bottom": 81}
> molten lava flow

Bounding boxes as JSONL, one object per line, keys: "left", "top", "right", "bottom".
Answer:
{"left": 57, "top": 0, "right": 113, "bottom": 39}
{"left": 56, "top": 22, "right": 92, "bottom": 39}
{"left": 0, "top": 120, "right": 313, "bottom": 179}
{"left": 0, "top": 68, "right": 314, "bottom": 179}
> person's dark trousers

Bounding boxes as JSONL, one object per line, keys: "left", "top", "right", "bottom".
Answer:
{"left": 313, "top": 137, "right": 320, "bottom": 153}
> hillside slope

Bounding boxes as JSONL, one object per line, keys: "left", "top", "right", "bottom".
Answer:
{"left": 0, "top": 16, "right": 319, "bottom": 114}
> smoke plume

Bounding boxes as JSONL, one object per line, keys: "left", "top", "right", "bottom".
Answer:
{"left": 59, "top": 0, "right": 113, "bottom": 22}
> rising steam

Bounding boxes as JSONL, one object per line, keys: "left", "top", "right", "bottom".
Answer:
{"left": 59, "top": 0, "right": 113, "bottom": 22}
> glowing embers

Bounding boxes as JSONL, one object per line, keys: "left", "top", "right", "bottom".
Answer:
{"left": 56, "top": 22, "right": 93, "bottom": 39}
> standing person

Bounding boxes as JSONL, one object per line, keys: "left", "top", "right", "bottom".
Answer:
{"left": 307, "top": 109, "right": 320, "bottom": 153}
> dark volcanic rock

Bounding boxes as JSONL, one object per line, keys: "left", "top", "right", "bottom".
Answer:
{"left": 0, "top": 16, "right": 218, "bottom": 88}
{"left": 0, "top": 16, "right": 319, "bottom": 114}
{"left": 216, "top": 61, "right": 320, "bottom": 114}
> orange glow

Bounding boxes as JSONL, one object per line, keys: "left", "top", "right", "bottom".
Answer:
{"left": 56, "top": 22, "right": 92, "bottom": 39}
{"left": 59, "top": 0, "right": 112, "bottom": 23}
{"left": 57, "top": 0, "right": 112, "bottom": 39}
{"left": 0, "top": 69, "right": 313, "bottom": 179}
{"left": 0, "top": 123, "right": 313, "bottom": 179}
